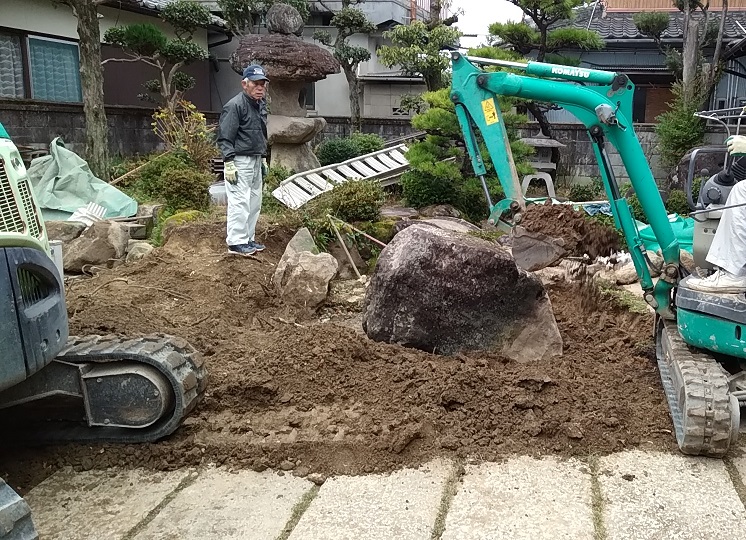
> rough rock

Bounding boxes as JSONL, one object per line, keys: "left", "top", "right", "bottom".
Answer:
{"left": 271, "top": 142, "right": 322, "bottom": 172}
{"left": 532, "top": 266, "right": 567, "bottom": 286}
{"left": 611, "top": 262, "right": 639, "bottom": 285}
{"left": 269, "top": 81, "right": 315, "bottom": 117}
{"left": 230, "top": 34, "right": 340, "bottom": 82}
{"left": 511, "top": 226, "right": 567, "bottom": 271}
{"left": 381, "top": 206, "right": 419, "bottom": 220}
{"left": 268, "top": 116, "right": 326, "bottom": 145}
{"left": 418, "top": 204, "right": 462, "bottom": 218}
{"left": 272, "top": 227, "right": 319, "bottom": 290}
{"left": 391, "top": 217, "right": 479, "bottom": 237}
{"left": 646, "top": 250, "right": 663, "bottom": 277}
{"left": 276, "top": 251, "right": 339, "bottom": 309}
{"left": 362, "top": 224, "right": 563, "bottom": 361}
{"left": 266, "top": 3, "right": 304, "bottom": 35}
{"left": 63, "top": 221, "right": 129, "bottom": 273}
{"left": 327, "top": 238, "right": 366, "bottom": 280}
{"left": 672, "top": 146, "right": 727, "bottom": 189}
{"left": 126, "top": 241, "right": 154, "bottom": 263}
{"left": 680, "top": 249, "right": 696, "bottom": 273}
{"left": 45, "top": 220, "right": 86, "bottom": 243}
{"left": 419, "top": 217, "right": 481, "bottom": 234}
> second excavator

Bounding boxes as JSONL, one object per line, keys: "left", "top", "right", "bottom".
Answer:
{"left": 449, "top": 51, "right": 744, "bottom": 457}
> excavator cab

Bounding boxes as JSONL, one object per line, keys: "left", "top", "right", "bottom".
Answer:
{"left": 0, "top": 121, "right": 69, "bottom": 394}
{"left": 449, "top": 52, "right": 743, "bottom": 457}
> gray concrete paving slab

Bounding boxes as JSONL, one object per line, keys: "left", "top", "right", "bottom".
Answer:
{"left": 441, "top": 455, "right": 594, "bottom": 540}
{"left": 24, "top": 467, "right": 190, "bottom": 540}
{"left": 599, "top": 450, "right": 746, "bottom": 540}
{"left": 288, "top": 459, "right": 451, "bottom": 540}
{"left": 133, "top": 467, "right": 312, "bottom": 540}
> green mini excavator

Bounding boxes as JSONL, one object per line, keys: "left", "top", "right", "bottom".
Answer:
{"left": 0, "top": 121, "right": 207, "bottom": 539}
{"left": 449, "top": 52, "right": 744, "bottom": 457}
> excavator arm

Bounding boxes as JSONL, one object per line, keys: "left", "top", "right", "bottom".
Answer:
{"left": 449, "top": 52, "right": 680, "bottom": 319}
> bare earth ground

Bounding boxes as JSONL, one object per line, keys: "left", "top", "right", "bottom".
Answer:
{"left": 0, "top": 217, "right": 675, "bottom": 494}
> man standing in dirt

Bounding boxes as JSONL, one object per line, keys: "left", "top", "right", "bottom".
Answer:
{"left": 217, "top": 64, "right": 270, "bottom": 257}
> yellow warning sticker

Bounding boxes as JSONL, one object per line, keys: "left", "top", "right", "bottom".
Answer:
{"left": 481, "top": 98, "right": 499, "bottom": 125}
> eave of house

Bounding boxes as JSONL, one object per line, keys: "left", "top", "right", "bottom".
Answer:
{"left": 553, "top": 3, "right": 746, "bottom": 41}
{"left": 101, "top": 0, "right": 230, "bottom": 33}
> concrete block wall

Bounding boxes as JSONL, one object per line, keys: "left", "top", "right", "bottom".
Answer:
{"left": 0, "top": 100, "right": 172, "bottom": 158}
{"left": 0, "top": 100, "right": 730, "bottom": 185}
{"left": 518, "top": 123, "right": 729, "bottom": 187}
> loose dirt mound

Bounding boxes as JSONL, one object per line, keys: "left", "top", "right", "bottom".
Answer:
{"left": 0, "top": 219, "right": 674, "bottom": 492}
{"left": 521, "top": 201, "right": 620, "bottom": 258}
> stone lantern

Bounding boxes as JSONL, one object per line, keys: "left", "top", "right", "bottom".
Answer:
{"left": 230, "top": 4, "right": 340, "bottom": 172}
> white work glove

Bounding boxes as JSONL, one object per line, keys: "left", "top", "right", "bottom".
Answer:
{"left": 726, "top": 135, "right": 746, "bottom": 156}
{"left": 261, "top": 158, "right": 268, "bottom": 178}
{"left": 224, "top": 160, "right": 238, "bottom": 184}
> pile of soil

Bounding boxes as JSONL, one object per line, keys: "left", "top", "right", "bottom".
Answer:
{"left": 521, "top": 201, "right": 620, "bottom": 258}
{"left": 0, "top": 219, "right": 674, "bottom": 493}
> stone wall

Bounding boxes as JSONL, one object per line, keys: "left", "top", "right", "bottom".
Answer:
{"left": 517, "top": 123, "right": 729, "bottom": 186}
{"left": 0, "top": 100, "right": 178, "bottom": 158}
{"left": 316, "top": 116, "right": 417, "bottom": 141}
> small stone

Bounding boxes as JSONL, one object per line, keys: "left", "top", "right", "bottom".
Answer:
{"left": 251, "top": 460, "right": 268, "bottom": 472}
{"left": 278, "top": 460, "right": 295, "bottom": 471}
{"left": 279, "top": 393, "right": 292, "bottom": 404}
{"left": 439, "top": 435, "right": 460, "bottom": 450}
{"left": 293, "top": 466, "right": 310, "bottom": 478}
{"left": 307, "top": 473, "right": 326, "bottom": 485}
{"left": 622, "top": 473, "right": 636, "bottom": 481}
{"left": 602, "top": 416, "right": 620, "bottom": 427}
{"left": 565, "top": 423, "right": 584, "bottom": 439}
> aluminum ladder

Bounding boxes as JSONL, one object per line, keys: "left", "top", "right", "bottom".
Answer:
{"left": 271, "top": 143, "right": 410, "bottom": 210}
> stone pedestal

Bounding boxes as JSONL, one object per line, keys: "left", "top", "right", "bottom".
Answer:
{"left": 229, "top": 7, "right": 340, "bottom": 174}
{"left": 268, "top": 116, "right": 326, "bottom": 170}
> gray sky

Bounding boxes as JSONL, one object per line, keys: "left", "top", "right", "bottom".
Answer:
{"left": 451, "top": 0, "right": 524, "bottom": 49}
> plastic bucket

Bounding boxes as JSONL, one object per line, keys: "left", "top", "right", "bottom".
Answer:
{"left": 209, "top": 182, "right": 227, "bottom": 206}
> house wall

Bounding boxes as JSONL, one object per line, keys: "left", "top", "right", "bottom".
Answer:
{"left": 2, "top": 0, "right": 211, "bottom": 109}
{"left": 643, "top": 87, "right": 674, "bottom": 123}
{"left": 364, "top": 82, "right": 426, "bottom": 117}
{"left": 2, "top": 0, "right": 209, "bottom": 47}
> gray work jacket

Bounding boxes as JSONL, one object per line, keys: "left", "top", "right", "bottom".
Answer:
{"left": 217, "top": 92, "right": 268, "bottom": 162}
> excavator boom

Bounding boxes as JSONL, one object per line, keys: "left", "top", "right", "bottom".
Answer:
{"left": 450, "top": 52, "right": 679, "bottom": 319}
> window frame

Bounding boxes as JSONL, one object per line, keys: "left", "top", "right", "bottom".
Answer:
{"left": 0, "top": 26, "right": 82, "bottom": 103}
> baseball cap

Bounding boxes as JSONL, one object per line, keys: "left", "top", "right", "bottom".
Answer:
{"left": 243, "top": 64, "right": 269, "bottom": 81}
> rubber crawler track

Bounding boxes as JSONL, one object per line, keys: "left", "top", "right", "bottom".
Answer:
{"left": 10, "top": 334, "right": 207, "bottom": 445}
{"left": 657, "top": 320, "right": 737, "bottom": 457}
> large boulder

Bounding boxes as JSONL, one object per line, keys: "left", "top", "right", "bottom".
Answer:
{"left": 63, "top": 221, "right": 129, "bottom": 273}
{"left": 362, "top": 224, "right": 563, "bottom": 361}
{"left": 272, "top": 227, "right": 319, "bottom": 290}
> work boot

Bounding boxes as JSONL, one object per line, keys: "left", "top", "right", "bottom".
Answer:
{"left": 686, "top": 269, "right": 746, "bottom": 294}
{"left": 227, "top": 244, "right": 257, "bottom": 257}
{"left": 249, "top": 240, "right": 265, "bottom": 252}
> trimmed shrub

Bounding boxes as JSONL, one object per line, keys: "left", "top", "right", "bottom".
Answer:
{"left": 310, "top": 179, "right": 386, "bottom": 223}
{"left": 316, "top": 133, "right": 385, "bottom": 166}
{"left": 158, "top": 166, "right": 212, "bottom": 213}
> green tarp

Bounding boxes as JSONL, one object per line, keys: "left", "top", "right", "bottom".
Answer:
{"left": 26, "top": 137, "right": 137, "bottom": 221}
